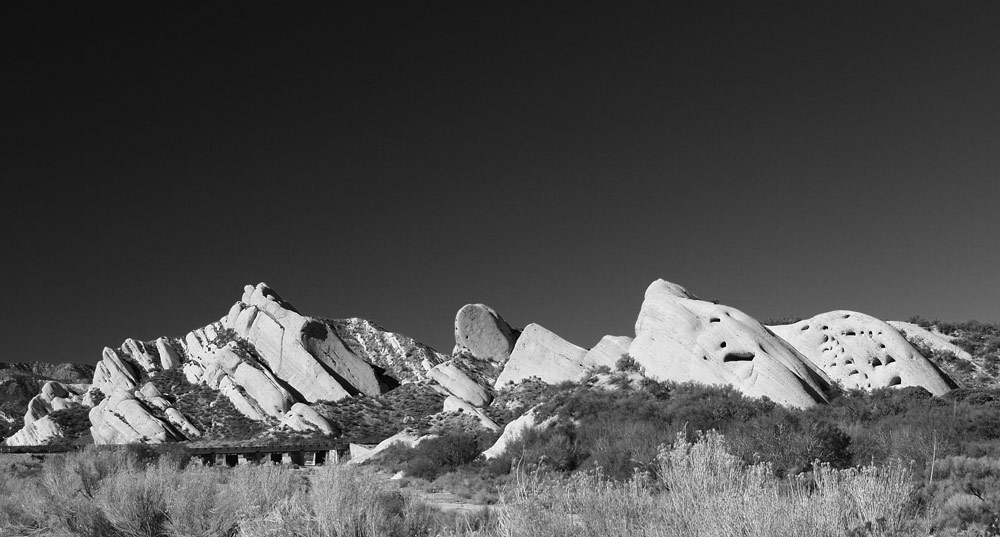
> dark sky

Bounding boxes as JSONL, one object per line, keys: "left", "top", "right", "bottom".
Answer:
{"left": 3, "top": 3, "right": 999, "bottom": 365}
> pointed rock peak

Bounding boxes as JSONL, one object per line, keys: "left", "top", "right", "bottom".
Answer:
{"left": 242, "top": 282, "right": 298, "bottom": 313}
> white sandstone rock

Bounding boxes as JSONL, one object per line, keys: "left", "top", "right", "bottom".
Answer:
{"left": 428, "top": 360, "right": 492, "bottom": 407}
{"left": 280, "top": 403, "right": 335, "bottom": 434}
{"left": 583, "top": 335, "right": 633, "bottom": 370}
{"left": 93, "top": 347, "right": 138, "bottom": 394}
{"left": 156, "top": 338, "right": 181, "bottom": 370}
{"left": 4, "top": 416, "right": 63, "bottom": 446}
{"left": 494, "top": 324, "right": 590, "bottom": 388}
{"left": 348, "top": 431, "right": 436, "bottom": 465}
{"left": 443, "top": 396, "right": 500, "bottom": 431}
{"left": 483, "top": 408, "right": 555, "bottom": 459}
{"left": 628, "top": 279, "right": 831, "bottom": 408}
{"left": 770, "top": 312, "right": 954, "bottom": 395}
{"left": 453, "top": 304, "right": 518, "bottom": 362}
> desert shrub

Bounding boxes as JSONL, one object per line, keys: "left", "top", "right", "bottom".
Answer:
{"left": 498, "top": 431, "right": 919, "bottom": 537}
{"left": 615, "top": 354, "right": 642, "bottom": 373}
{"left": 729, "top": 410, "right": 852, "bottom": 475}
{"left": 48, "top": 405, "right": 94, "bottom": 443}
{"left": 380, "top": 431, "right": 492, "bottom": 480}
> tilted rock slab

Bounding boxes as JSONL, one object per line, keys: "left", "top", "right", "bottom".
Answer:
{"left": 494, "top": 324, "right": 591, "bottom": 388}
{"left": 442, "top": 395, "right": 500, "bottom": 432}
{"left": 90, "top": 391, "right": 179, "bottom": 444}
{"left": 629, "top": 279, "right": 832, "bottom": 408}
{"left": 770, "top": 312, "right": 955, "bottom": 395}
{"left": 4, "top": 415, "right": 63, "bottom": 446}
{"left": 482, "top": 408, "right": 555, "bottom": 459}
{"left": 224, "top": 283, "right": 382, "bottom": 401}
{"left": 330, "top": 317, "right": 448, "bottom": 384}
{"left": 280, "top": 403, "right": 336, "bottom": 434}
{"left": 453, "top": 304, "right": 519, "bottom": 362}
{"left": 428, "top": 360, "right": 493, "bottom": 407}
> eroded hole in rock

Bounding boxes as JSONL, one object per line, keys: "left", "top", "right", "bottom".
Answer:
{"left": 822, "top": 325, "right": 829, "bottom": 330}
{"left": 844, "top": 330, "right": 856, "bottom": 336}
{"left": 844, "top": 358, "right": 854, "bottom": 365}
{"left": 719, "top": 341, "right": 727, "bottom": 348}
{"left": 843, "top": 314, "right": 851, "bottom": 319}
{"left": 872, "top": 357, "right": 882, "bottom": 367}
{"left": 884, "top": 355, "right": 895, "bottom": 364}
{"left": 888, "top": 376, "right": 902, "bottom": 386}
{"left": 723, "top": 352, "right": 754, "bottom": 362}
{"left": 847, "top": 369, "right": 859, "bottom": 375}
{"left": 800, "top": 325, "right": 809, "bottom": 331}
{"left": 710, "top": 317, "right": 721, "bottom": 323}
{"left": 879, "top": 343, "right": 886, "bottom": 349}
{"left": 822, "top": 335, "right": 829, "bottom": 342}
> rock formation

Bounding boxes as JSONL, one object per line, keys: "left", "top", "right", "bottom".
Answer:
{"left": 769, "top": 312, "right": 955, "bottom": 395}
{"left": 628, "top": 279, "right": 832, "bottom": 408}
{"left": 494, "top": 324, "right": 591, "bottom": 388}
{"left": 453, "top": 304, "right": 519, "bottom": 362}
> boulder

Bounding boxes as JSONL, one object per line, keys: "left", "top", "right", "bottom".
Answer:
{"left": 123, "top": 338, "right": 157, "bottom": 372}
{"left": 428, "top": 360, "right": 492, "bottom": 407}
{"left": 347, "top": 430, "right": 436, "bottom": 465}
{"left": 453, "top": 304, "right": 518, "bottom": 362}
{"left": 90, "top": 391, "right": 175, "bottom": 445}
{"left": 628, "top": 279, "right": 831, "bottom": 408}
{"left": 770, "top": 312, "right": 955, "bottom": 395}
{"left": 280, "top": 403, "right": 336, "bottom": 434}
{"left": 482, "top": 408, "right": 555, "bottom": 459}
{"left": 494, "top": 324, "right": 589, "bottom": 388}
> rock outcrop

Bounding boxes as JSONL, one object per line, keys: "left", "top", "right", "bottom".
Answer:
{"left": 494, "top": 324, "right": 590, "bottom": 388}
{"left": 770, "top": 312, "right": 955, "bottom": 395}
{"left": 428, "top": 360, "right": 492, "bottom": 407}
{"left": 5, "top": 415, "right": 63, "bottom": 446}
{"left": 90, "top": 391, "right": 180, "bottom": 444}
{"left": 482, "top": 408, "right": 554, "bottom": 459}
{"left": 453, "top": 304, "right": 519, "bottom": 363}
{"left": 280, "top": 403, "right": 337, "bottom": 434}
{"left": 628, "top": 279, "right": 832, "bottom": 408}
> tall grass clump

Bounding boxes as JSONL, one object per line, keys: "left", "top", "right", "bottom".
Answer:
{"left": 496, "top": 431, "right": 919, "bottom": 537}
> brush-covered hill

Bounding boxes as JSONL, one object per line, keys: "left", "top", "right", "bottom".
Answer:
{"left": 0, "top": 363, "right": 93, "bottom": 440}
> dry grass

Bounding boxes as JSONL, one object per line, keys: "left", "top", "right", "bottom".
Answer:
{"left": 1, "top": 433, "right": 924, "bottom": 537}
{"left": 496, "top": 431, "right": 921, "bottom": 537}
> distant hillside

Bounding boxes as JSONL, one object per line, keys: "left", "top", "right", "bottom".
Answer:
{"left": 0, "top": 362, "right": 94, "bottom": 438}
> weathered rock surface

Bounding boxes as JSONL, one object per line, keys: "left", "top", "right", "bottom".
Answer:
{"left": 770, "top": 312, "right": 954, "bottom": 395}
{"left": 628, "top": 279, "right": 832, "bottom": 408}
{"left": 453, "top": 304, "right": 519, "bottom": 362}
{"left": 348, "top": 430, "right": 436, "bottom": 465}
{"left": 4, "top": 415, "right": 63, "bottom": 446}
{"left": 482, "top": 408, "right": 554, "bottom": 459}
{"left": 583, "top": 335, "right": 633, "bottom": 370}
{"left": 494, "top": 324, "right": 590, "bottom": 388}
{"left": 428, "top": 360, "right": 492, "bottom": 407}
{"left": 280, "top": 403, "right": 336, "bottom": 434}
{"left": 90, "top": 391, "right": 178, "bottom": 444}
